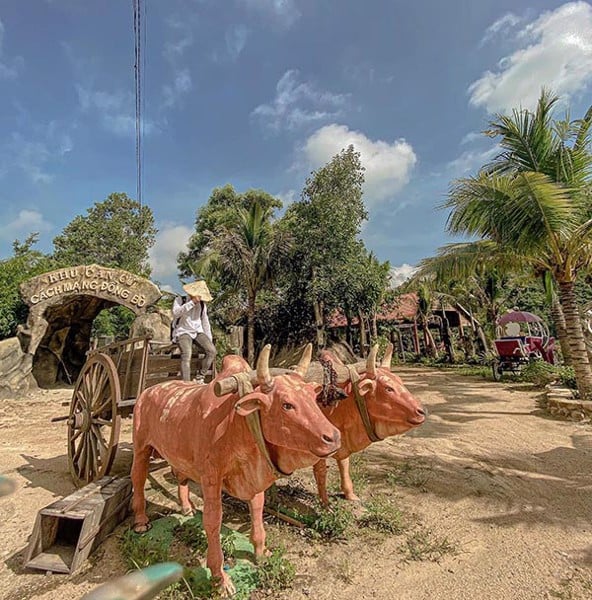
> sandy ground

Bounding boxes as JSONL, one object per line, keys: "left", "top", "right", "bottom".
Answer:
{"left": 1, "top": 366, "right": 592, "bottom": 600}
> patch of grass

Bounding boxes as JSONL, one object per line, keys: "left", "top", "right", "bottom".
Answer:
{"left": 119, "top": 515, "right": 259, "bottom": 599}
{"left": 357, "top": 497, "right": 407, "bottom": 535}
{"left": 287, "top": 500, "right": 354, "bottom": 541}
{"left": 333, "top": 557, "right": 355, "bottom": 584}
{"left": 175, "top": 519, "right": 208, "bottom": 555}
{"left": 255, "top": 546, "right": 296, "bottom": 591}
{"left": 518, "top": 361, "right": 577, "bottom": 390}
{"left": 221, "top": 530, "right": 242, "bottom": 559}
{"left": 386, "top": 461, "right": 432, "bottom": 491}
{"left": 120, "top": 518, "right": 176, "bottom": 569}
{"left": 402, "top": 526, "right": 458, "bottom": 562}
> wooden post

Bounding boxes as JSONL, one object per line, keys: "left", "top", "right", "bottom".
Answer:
{"left": 412, "top": 318, "right": 420, "bottom": 354}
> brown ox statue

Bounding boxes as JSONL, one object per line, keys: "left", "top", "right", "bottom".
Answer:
{"left": 131, "top": 344, "right": 340, "bottom": 595}
{"left": 313, "top": 344, "right": 426, "bottom": 506}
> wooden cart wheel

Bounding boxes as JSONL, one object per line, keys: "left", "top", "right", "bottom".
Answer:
{"left": 68, "top": 353, "right": 121, "bottom": 487}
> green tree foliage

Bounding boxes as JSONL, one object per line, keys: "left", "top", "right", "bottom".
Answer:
{"left": 53, "top": 192, "right": 157, "bottom": 276}
{"left": 0, "top": 234, "right": 56, "bottom": 339}
{"left": 205, "top": 200, "right": 290, "bottom": 365}
{"left": 282, "top": 145, "right": 367, "bottom": 347}
{"left": 178, "top": 184, "right": 282, "bottom": 279}
{"left": 445, "top": 90, "right": 592, "bottom": 397}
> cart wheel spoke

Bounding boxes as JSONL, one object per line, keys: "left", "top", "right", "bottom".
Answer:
{"left": 68, "top": 353, "right": 121, "bottom": 487}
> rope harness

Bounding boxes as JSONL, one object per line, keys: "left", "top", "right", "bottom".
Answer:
{"left": 346, "top": 365, "right": 381, "bottom": 443}
{"left": 317, "top": 357, "right": 348, "bottom": 407}
{"left": 232, "top": 372, "right": 291, "bottom": 479}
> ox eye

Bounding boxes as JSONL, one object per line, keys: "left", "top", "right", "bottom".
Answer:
{"left": 282, "top": 402, "right": 295, "bottom": 411}
{"left": 385, "top": 386, "right": 395, "bottom": 393}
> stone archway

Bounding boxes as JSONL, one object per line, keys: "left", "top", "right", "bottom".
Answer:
{"left": 17, "top": 264, "right": 162, "bottom": 387}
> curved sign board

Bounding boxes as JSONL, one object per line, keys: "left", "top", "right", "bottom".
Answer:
{"left": 20, "top": 264, "right": 162, "bottom": 314}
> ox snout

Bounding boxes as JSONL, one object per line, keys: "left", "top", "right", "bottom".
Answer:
{"left": 407, "top": 406, "right": 427, "bottom": 426}
{"left": 317, "top": 427, "right": 341, "bottom": 457}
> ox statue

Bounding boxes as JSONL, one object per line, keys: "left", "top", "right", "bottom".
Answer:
{"left": 313, "top": 343, "right": 426, "bottom": 506}
{"left": 130, "top": 344, "right": 340, "bottom": 596}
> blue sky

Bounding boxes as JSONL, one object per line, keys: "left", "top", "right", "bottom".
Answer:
{"left": 1, "top": 0, "right": 592, "bottom": 292}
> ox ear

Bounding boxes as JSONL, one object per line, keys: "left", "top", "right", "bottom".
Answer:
{"left": 358, "top": 378, "right": 377, "bottom": 397}
{"left": 234, "top": 392, "right": 272, "bottom": 417}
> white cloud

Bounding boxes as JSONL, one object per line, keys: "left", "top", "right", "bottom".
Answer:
{"left": 239, "top": 0, "right": 301, "bottom": 29}
{"left": 275, "top": 189, "right": 297, "bottom": 207}
{"left": 225, "top": 24, "right": 249, "bottom": 60}
{"left": 162, "top": 16, "right": 196, "bottom": 108}
{"left": 0, "top": 209, "right": 53, "bottom": 241}
{"left": 470, "top": 1, "right": 592, "bottom": 113}
{"left": 446, "top": 143, "right": 500, "bottom": 176}
{"left": 163, "top": 16, "right": 195, "bottom": 62}
{"left": 0, "top": 18, "right": 23, "bottom": 79}
{"left": 390, "top": 264, "right": 417, "bottom": 289}
{"left": 163, "top": 69, "right": 193, "bottom": 109}
{"left": 481, "top": 13, "right": 522, "bottom": 45}
{"left": 149, "top": 224, "right": 193, "bottom": 281}
{"left": 76, "top": 85, "right": 157, "bottom": 136}
{"left": 0, "top": 113, "right": 75, "bottom": 184}
{"left": 252, "top": 70, "right": 349, "bottom": 132}
{"left": 300, "top": 124, "right": 417, "bottom": 207}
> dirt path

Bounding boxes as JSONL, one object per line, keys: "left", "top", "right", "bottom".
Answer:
{"left": 1, "top": 367, "right": 592, "bottom": 599}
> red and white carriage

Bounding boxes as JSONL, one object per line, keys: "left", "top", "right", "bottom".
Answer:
{"left": 491, "top": 310, "right": 555, "bottom": 380}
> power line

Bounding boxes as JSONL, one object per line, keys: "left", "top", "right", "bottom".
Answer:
{"left": 132, "top": 0, "right": 143, "bottom": 207}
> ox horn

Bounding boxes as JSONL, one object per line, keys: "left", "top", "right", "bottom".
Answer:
{"left": 256, "top": 344, "right": 274, "bottom": 391}
{"left": 381, "top": 343, "right": 394, "bottom": 370}
{"left": 366, "top": 345, "right": 379, "bottom": 379}
{"left": 293, "top": 343, "right": 312, "bottom": 377}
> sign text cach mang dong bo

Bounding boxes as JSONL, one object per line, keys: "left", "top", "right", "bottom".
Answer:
{"left": 20, "top": 264, "right": 162, "bottom": 313}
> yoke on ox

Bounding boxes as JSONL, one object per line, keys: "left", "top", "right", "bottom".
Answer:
{"left": 130, "top": 344, "right": 340, "bottom": 595}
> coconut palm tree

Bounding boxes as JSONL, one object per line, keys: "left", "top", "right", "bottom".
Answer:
{"left": 207, "top": 201, "right": 290, "bottom": 366}
{"left": 445, "top": 90, "right": 592, "bottom": 397}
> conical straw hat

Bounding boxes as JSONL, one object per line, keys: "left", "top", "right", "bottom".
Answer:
{"left": 182, "top": 280, "right": 213, "bottom": 302}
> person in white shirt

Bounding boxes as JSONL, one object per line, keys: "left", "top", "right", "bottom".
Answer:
{"left": 172, "top": 279, "right": 216, "bottom": 384}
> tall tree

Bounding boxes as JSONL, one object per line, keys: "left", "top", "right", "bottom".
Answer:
{"left": 53, "top": 192, "right": 157, "bottom": 276}
{"left": 284, "top": 145, "right": 367, "bottom": 348}
{"left": 446, "top": 91, "right": 592, "bottom": 398}
{"left": 204, "top": 200, "right": 289, "bottom": 365}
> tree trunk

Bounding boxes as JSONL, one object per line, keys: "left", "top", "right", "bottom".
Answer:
{"left": 313, "top": 299, "right": 325, "bottom": 349}
{"left": 557, "top": 280, "right": 592, "bottom": 399}
{"left": 420, "top": 316, "right": 437, "bottom": 357}
{"left": 359, "top": 309, "right": 367, "bottom": 357}
{"left": 345, "top": 308, "right": 353, "bottom": 348}
{"left": 550, "top": 293, "right": 572, "bottom": 365}
{"left": 371, "top": 311, "right": 378, "bottom": 342}
{"left": 247, "top": 295, "right": 256, "bottom": 367}
{"left": 441, "top": 317, "right": 455, "bottom": 363}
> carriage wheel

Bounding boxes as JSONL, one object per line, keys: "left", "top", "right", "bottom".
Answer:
{"left": 68, "top": 353, "right": 121, "bottom": 487}
{"left": 492, "top": 359, "right": 502, "bottom": 381}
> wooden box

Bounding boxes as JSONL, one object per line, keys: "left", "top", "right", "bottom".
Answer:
{"left": 23, "top": 476, "right": 132, "bottom": 574}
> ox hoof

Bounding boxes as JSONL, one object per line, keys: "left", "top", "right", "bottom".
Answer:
{"left": 217, "top": 572, "right": 236, "bottom": 597}
{"left": 133, "top": 522, "right": 152, "bottom": 534}
{"left": 181, "top": 507, "right": 196, "bottom": 517}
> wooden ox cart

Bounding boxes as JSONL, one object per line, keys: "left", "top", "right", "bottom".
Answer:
{"left": 54, "top": 335, "right": 213, "bottom": 487}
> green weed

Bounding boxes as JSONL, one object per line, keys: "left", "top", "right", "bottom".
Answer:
{"left": 357, "top": 497, "right": 407, "bottom": 534}
{"left": 402, "top": 526, "right": 457, "bottom": 562}
{"left": 386, "top": 461, "right": 432, "bottom": 491}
